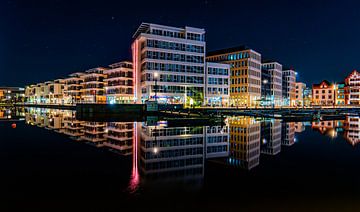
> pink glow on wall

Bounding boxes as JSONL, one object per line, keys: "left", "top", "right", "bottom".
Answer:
{"left": 132, "top": 41, "right": 139, "bottom": 103}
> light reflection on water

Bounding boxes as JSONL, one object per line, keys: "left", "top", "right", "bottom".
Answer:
{"left": 1, "top": 107, "right": 359, "bottom": 194}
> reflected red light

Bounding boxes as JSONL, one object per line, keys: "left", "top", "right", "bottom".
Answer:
{"left": 128, "top": 122, "right": 139, "bottom": 193}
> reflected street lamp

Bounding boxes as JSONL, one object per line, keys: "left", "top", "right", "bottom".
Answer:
{"left": 154, "top": 72, "right": 159, "bottom": 103}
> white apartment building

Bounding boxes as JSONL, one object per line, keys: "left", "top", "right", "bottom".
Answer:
{"left": 262, "top": 61, "right": 283, "bottom": 107}
{"left": 47, "top": 79, "right": 65, "bottom": 104}
{"left": 205, "top": 62, "right": 230, "bottom": 106}
{"left": 81, "top": 67, "right": 107, "bottom": 103}
{"left": 64, "top": 72, "right": 85, "bottom": 105}
{"left": 282, "top": 68, "right": 296, "bottom": 106}
{"left": 132, "top": 23, "right": 206, "bottom": 106}
{"left": 26, "top": 80, "right": 65, "bottom": 104}
{"left": 104, "top": 61, "right": 134, "bottom": 104}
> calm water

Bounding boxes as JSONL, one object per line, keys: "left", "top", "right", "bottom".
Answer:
{"left": 1, "top": 107, "right": 360, "bottom": 210}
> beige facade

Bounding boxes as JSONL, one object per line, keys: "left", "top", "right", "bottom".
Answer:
{"left": 295, "top": 82, "right": 306, "bottom": 106}
{"left": 207, "top": 46, "right": 262, "bottom": 107}
{"left": 312, "top": 80, "right": 335, "bottom": 106}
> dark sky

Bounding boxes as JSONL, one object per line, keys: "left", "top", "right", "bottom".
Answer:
{"left": 1, "top": 0, "right": 360, "bottom": 87}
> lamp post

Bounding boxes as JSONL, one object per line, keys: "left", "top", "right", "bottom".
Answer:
{"left": 262, "top": 79, "right": 268, "bottom": 108}
{"left": 154, "top": 72, "right": 159, "bottom": 103}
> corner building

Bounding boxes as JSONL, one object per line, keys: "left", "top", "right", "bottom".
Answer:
{"left": 132, "top": 23, "right": 206, "bottom": 105}
{"left": 207, "top": 46, "right": 262, "bottom": 107}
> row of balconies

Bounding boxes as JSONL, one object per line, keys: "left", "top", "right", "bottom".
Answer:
{"left": 107, "top": 72, "right": 133, "bottom": 79}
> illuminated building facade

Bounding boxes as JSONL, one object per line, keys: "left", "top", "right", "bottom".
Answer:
{"left": 0, "top": 87, "right": 25, "bottom": 104}
{"left": 205, "top": 62, "right": 230, "bottom": 106}
{"left": 47, "top": 79, "right": 65, "bottom": 104}
{"left": 81, "top": 67, "right": 107, "bottom": 103}
{"left": 294, "top": 82, "right": 306, "bottom": 106}
{"left": 335, "top": 82, "right": 345, "bottom": 105}
{"left": 132, "top": 23, "right": 206, "bottom": 105}
{"left": 303, "top": 87, "right": 313, "bottom": 106}
{"left": 207, "top": 46, "right": 262, "bottom": 107}
{"left": 282, "top": 68, "right": 296, "bottom": 106}
{"left": 261, "top": 61, "right": 283, "bottom": 107}
{"left": 344, "top": 70, "right": 360, "bottom": 105}
{"left": 25, "top": 80, "right": 64, "bottom": 104}
{"left": 312, "top": 80, "right": 335, "bottom": 106}
{"left": 228, "top": 117, "right": 261, "bottom": 170}
{"left": 63, "top": 73, "right": 84, "bottom": 105}
{"left": 104, "top": 61, "right": 134, "bottom": 104}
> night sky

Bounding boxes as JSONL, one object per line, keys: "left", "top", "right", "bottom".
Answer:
{"left": 1, "top": 0, "right": 360, "bottom": 87}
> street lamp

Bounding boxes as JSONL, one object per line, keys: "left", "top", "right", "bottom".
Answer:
{"left": 262, "top": 79, "right": 268, "bottom": 107}
{"left": 154, "top": 72, "right": 159, "bottom": 102}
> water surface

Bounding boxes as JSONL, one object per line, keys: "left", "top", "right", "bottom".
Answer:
{"left": 1, "top": 107, "right": 360, "bottom": 210}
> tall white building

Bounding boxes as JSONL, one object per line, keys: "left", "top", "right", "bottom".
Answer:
{"left": 132, "top": 23, "right": 206, "bottom": 106}
{"left": 282, "top": 68, "right": 296, "bottom": 106}
{"left": 205, "top": 62, "right": 230, "bottom": 106}
{"left": 261, "top": 61, "right": 283, "bottom": 106}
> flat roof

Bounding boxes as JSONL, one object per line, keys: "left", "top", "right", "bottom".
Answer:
{"left": 133, "top": 22, "right": 205, "bottom": 39}
{"left": 207, "top": 45, "right": 253, "bottom": 56}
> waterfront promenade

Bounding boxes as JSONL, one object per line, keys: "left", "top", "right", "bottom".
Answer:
{"left": 4, "top": 103, "right": 360, "bottom": 123}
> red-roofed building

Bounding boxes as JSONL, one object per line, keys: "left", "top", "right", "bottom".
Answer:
{"left": 312, "top": 80, "right": 335, "bottom": 106}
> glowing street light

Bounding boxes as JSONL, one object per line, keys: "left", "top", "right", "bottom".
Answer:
{"left": 154, "top": 72, "right": 159, "bottom": 102}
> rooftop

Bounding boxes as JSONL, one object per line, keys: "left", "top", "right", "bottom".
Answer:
{"left": 313, "top": 80, "right": 332, "bottom": 87}
{"left": 207, "top": 45, "right": 253, "bottom": 56}
{"left": 133, "top": 22, "right": 205, "bottom": 39}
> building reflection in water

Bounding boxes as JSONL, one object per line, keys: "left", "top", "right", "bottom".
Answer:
{"left": 15, "top": 107, "right": 360, "bottom": 191}
{"left": 228, "top": 117, "right": 261, "bottom": 170}
{"left": 261, "top": 119, "right": 282, "bottom": 155}
{"left": 343, "top": 116, "right": 360, "bottom": 146}
{"left": 139, "top": 123, "right": 205, "bottom": 183}
{"left": 281, "top": 122, "right": 296, "bottom": 146}
{"left": 311, "top": 120, "right": 344, "bottom": 139}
